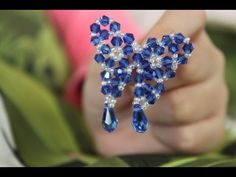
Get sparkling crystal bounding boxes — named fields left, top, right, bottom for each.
left=99, top=29, right=110, bottom=40
left=111, top=36, right=123, bottom=47
left=102, top=106, right=118, bottom=132
left=100, top=15, right=110, bottom=26
left=132, top=106, right=148, bottom=133
left=90, top=23, right=100, bottom=33
left=110, top=21, right=121, bottom=32
left=174, top=33, right=185, bottom=44
left=123, top=33, right=135, bottom=44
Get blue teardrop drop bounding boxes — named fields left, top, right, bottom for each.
left=102, top=107, right=118, bottom=132
left=132, top=108, right=148, bottom=133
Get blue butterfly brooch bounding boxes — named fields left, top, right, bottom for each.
left=90, top=15, right=194, bottom=133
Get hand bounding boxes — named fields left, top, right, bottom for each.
left=83, top=10, right=228, bottom=156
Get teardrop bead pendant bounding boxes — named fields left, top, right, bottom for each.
left=102, top=106, right=118, bottom=132
left=132, top=105, right=148, bottom=133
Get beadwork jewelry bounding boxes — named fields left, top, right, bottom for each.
left=90, top=15, right=194, bottom=133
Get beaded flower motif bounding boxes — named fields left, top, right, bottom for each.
left=90, top=15, right=194, bottom=133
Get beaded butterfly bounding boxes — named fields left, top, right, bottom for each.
left=90, top=15, right=194, bottom=133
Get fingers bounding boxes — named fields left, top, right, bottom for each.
left=143, top=10, right=206, bottom=41
left=164, top=31, right=224, bottom=90
left=151, top=110, right=226, bottom=153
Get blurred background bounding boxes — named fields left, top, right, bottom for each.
left=0, top=10, right=236, bottom=167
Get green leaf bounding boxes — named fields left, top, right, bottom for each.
left=0, top=60, right=79, bottom=160
left=3, top=95, right=72, bottom=166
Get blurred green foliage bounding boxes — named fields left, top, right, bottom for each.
left=0, top=10, right=236, bottom=167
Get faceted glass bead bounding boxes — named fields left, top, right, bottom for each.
left=119, top=58, right=129, bottom=68
left=177, top=54, right=188, bottom=64
left=100, top=71, right=111, bottom=81
left=143, top=83, right=153, bottom=94
left=154, top=45, right=165, bottom=56
left=111, top=86, right=122, bottom=97
left=146, top=38, right=157, bottom=48
left=155, top=83, right=164, bottom=94
left=135, top=74, right=144, bottom=83
left=101, top=85, right=111, bottom=95
left=102, top=106, right=118, bottom=132
left=168, top=43, right=179, bottom=54
left=105, top=58, right=115, bottom=67
left=90, top=23, right=100, bottom=33
left=161, top=35, right=172, bottom=46
left=165, top=69, right=176, bottom=78
left=110, top=21, right=121, bottom=32
left=111, top=36, right=123, bottom=47
left=123, top=45, right=133, bottom=56
left=133, top=53, right=143, bottom=63
left=174, top=33, right=185, bottom=44
left=94, top=54, right=105, bottom=63
left=99, top=29, right=110, bottom=40
left=101, top=44, right=111, bottom=54
left=91, top=36, right=100, bottom=46
left=146, top=93, right=156, bottom=104
left=141, top=47, right=152, bottom=58
left=134, top=87, right=145, bottom=97
left=154, top=68, right=164, bottom=79
left=162, top=56, right=173, bottom=67
left=123, top=33, right=135, bottom=44
left=100, top=15, right=110, bottom=26
left=114, top=67, right=125, bottom=77
left=132, top=107, right=148, bottom=133
left=183, top=43, right=194, bottom=54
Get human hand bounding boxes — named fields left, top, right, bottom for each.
left=83, top=10, right=228, bottom=156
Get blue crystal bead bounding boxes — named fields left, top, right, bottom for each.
left=146, top=38, right=157, bottom=48
left=123, top=45, right=133, bottom=55
left=155, top=83, right=164, bottom=94
left=174, top=33, right=185, bottom=44
left=154, top=45, right=165, bottom=56
left=100, top=15, right=110, bottom=26
left=101, top=44, right=111, bottom=54
left=165, top=69, right=176, bottom=78
left=133, top=53, right=143, bottom=63
left=123, top=33, right=135, bottom=44
left=143, top=83, right=153, bottom=94
left=146, top=93, right=156, bottom=104
left=154, top=68, right=164, bottom=79
left=132, top=105, right=148, bottom=133
left=105, top=58, right=115, bottom=67
left=114, top=67, right=125, bottom=77
left=134, top=87, right=145, bottom=97
left=111, top=78, right=120, bottom=86
left=99, top=29, right=109, bottom=40
left=102, top=106, right=118, bottom=132
left=101, top=85, right=111, bottom=95
left=183, top=43, right=194, bottom=54
left=119, top=58, right=129, bottom=68
left=94, top=54, right=105, bottom=63
left=141, top=47, right=152, bottom=58
left=161, top=35, right=172, bottom=46
left=143, top=70, right=153, bottom=80
left=91, top=36, right=100, bottom=46
left=120, top=74, right=131, bottom=83
left=111, top=86, right=122, bottom=97
left=100, top=71, right=111, bottom=81
left=162, top=56, right=173, bottom=67
left=110, top=21, right=121, bottom=32
left=168, top=43, right=179, bottom=54
left=177, top=54, right=188, bottom=64
left=135, top=74, right=144, bottom=83
left=90, top=23, right=100, bottom=33
left=111, top=36, right=123, bottom=47
left=140, top=60, right=150, bottom=69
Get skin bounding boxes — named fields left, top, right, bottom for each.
left=83, top=10, right=229, bottom=156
